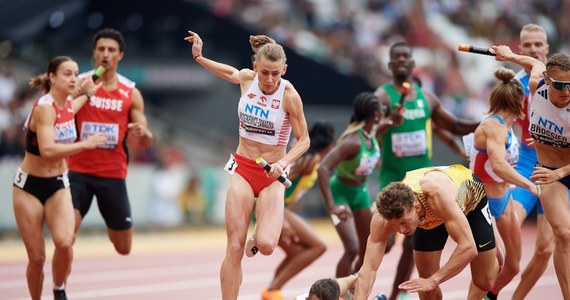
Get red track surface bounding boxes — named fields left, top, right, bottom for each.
left=0, top=220, right=562, bottom=299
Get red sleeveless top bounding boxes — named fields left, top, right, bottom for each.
left=68, top=74, right=135, bottom=178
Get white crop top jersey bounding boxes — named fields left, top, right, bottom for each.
left=529, top=80, right=570, bottom=148
left=238, top=75, right=292, bottom=145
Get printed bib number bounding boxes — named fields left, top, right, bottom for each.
left=58, top=172, right=70, bottom=188
left=481, top=202, right=492, bottom=225
left=391, top=130, right=427, bottom=157
left=355, top=153, right=380, bottom=176
left=462, top=133, right=474, bottom=163
left=13, top=168, right=28, bottom=189
left=81, top=122, right=119, bottom=149
left=224, top=154, right=238, bottom=175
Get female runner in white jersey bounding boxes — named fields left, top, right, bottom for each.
left=185, top=30, right=310, bottom=299
left=494, top=45, right=570, bottom=299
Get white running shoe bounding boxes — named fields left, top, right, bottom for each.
left=245, top=236, right=258, bottom=257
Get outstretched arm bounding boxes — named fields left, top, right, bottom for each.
left=185, top=30, right=242, bottom=84
left=492, top=45, right=545, bottom=95
left=354, top=212, right=394, bottom=300
left=337, top=273, right=359, bottom=298
left=433, top=124, right=467, bottom=160
left=428, top=92, right=479, bottom=135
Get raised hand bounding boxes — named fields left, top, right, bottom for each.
left=184, top=30, right=203, bottom=60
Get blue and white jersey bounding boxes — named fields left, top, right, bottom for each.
left=529, top=79, right=570, bottom=148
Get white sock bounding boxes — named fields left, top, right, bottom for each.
left=54, top=283, right=65, bottom=291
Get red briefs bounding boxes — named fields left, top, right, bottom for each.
left=232, top=153, right=276, bottom=196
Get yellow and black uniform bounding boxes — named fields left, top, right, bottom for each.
left=284, top=155, right=320, bottom=207
left=403, top=165, right=495, bottom=252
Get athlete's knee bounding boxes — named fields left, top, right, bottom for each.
left=313, top=241, right=327, bottom=257
left=552, top=226, right=570, bottom=245
left=28, top=251, right=46, bottom=269
left=257, top=238, right=279, bottom=256
left=53, top=234, right=74, bottom=252
left=226, top=240, right=245, bottom=260
left=535, top=240, right=555, bottom=260
left=113, top=243, right=131, bottom=255
left=502, top=258, right=520, bottom=279
left=472, top=273, right=494, bottom=293
left=108, top=228, right=132, bottom=255
left=112, top=239, right=132, bottom=255
left=344, top=242, right=359, bottom=260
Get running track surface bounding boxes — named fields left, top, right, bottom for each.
left=0, top=220, right=562, bottom=299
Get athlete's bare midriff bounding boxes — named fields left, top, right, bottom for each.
left=535, top=142, right=570, bottom=168
left=20, top=154, right=67, bottom=177
left=236, top=137, right=287, bottom=162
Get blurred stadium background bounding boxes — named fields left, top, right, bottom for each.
left=0, top=0, right=567, bottom=232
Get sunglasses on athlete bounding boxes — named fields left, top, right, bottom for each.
left=548, top=76, right=570, bottom=91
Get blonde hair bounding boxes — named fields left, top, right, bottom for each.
left=520, top=23, right=547, bottom=41
left=487, top=67, right=525, bottom=118
left=249, top=35, right=286, bottom=63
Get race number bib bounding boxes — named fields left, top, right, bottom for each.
left=462, top=133, right=474, bottom=163
left=391, top=130, right=427, bottom=157
left=481, top=201, right=492, bottom=225
left=224, top=154, right=238, bottom=175
left=13, top=168, right=28, bottom=189
left=81, top=122, right=119, bottom=149
left=355, top=153, right=380, bottom=176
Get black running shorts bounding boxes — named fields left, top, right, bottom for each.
left=413, top=197, right=495, bottom=252
left=70, top=171, right=132, bottom=230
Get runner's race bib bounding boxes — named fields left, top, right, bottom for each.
left=224, top=154, right=238, bottom=175
left=391, top=130, right=427, bottom=157
left=81, top=122, right=119, bottom=149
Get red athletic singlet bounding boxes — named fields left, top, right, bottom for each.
left=68, top=73, right=135, bottom=178
left=24, top=94, right=77, bottom=156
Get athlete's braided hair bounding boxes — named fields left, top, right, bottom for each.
left=338, top=92, right=381, bottom=143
